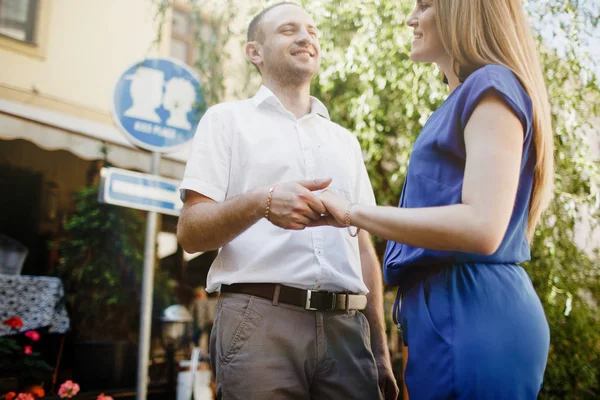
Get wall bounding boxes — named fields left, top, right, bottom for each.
left=0, top=0, right=170, bottom=124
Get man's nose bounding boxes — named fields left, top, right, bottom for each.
left=296, top=28, right=312, bottom=45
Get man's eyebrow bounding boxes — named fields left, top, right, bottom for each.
left=277, top=21, right=296, bottom=28
left=276, top=21, right=319, bottom=30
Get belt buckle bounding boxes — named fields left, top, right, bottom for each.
left=305, top=290, right=337, bottom=311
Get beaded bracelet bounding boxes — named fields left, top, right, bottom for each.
left=344, top=203, right=360, bottom=237
left=264, top=184, right=277, bottom=221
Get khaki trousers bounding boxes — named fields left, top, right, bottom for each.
left=210, top=292, right=382, bottom=400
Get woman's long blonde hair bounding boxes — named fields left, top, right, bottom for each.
left=434, top=0, right=554, bottom=241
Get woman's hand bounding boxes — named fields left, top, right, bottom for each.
left=306, top=190, right=349, bottom=228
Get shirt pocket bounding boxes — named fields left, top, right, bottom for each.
left=318, top=143, right=354, bottom=201
left=237, top=135, right=305, bottom=189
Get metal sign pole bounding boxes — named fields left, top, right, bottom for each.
left=137, top=151, right=160, bottom=400
left=112, top=58, right=202, bottom=399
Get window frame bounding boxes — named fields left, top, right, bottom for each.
left=0, top=0, right=49, bottom=59
left=170, top=3, right=195, bottom=66
left=0, top=0, right=39, bottom=44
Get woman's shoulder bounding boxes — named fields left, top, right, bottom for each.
left=462, top=64, right=526, bottom=94
left=456, top=64, right=532, bottom=129
left=470, top=64, right=514, bottom=77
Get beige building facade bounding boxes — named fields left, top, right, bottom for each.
left=1, top=0, right=191, bottom=182
left=0, top=0, right=257, bottom=277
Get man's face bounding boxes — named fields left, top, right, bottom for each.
left=255, top=5, right=321, bottom=85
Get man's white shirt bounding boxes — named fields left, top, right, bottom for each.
left=180, top=86, right=376, bottom=294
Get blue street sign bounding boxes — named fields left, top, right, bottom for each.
left=112, top=58, right=204, bottom=153
left=99, top=167, right=182, bottom=216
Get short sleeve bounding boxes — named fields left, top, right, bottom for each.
left=351, top=137, right=376, bottom=207
left=179, top=108, right=231, bottom=202
left=459, top=65, right=532, bottom=134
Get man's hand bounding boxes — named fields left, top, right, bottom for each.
left=267, top=178, right=332, bottom=230
left=376, top=355, right=399, bottom=400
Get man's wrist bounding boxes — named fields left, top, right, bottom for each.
left=373, top=349, right=393, bottom=370
left=264, top=184, right=277, bottom=221
left=249, top=186, right=272, bottom=220
left=370, top=330, right=391, bottom=359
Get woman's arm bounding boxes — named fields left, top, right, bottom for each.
left=318, top=92, right=525, bottom=255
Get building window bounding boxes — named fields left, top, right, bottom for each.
left=170, top=5, right=216, bottom=68
left=0, top=0, right=38, bottom=44
left=170, top=7, right=194, bottom=65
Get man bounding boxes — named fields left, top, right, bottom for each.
left=177, top=2, right=398, bottom=399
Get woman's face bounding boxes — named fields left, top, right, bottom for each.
left=406, top=0, right=447, bottom=64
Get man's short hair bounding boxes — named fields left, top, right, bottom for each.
left=247, top=1, right=300, bottom=43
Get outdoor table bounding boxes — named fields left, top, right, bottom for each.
left=0, top=274, right=70, bottom=336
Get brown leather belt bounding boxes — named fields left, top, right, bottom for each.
left=221, top=283, right=367, bottom=311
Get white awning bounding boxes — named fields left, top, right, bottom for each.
left=0, top=99, right=190, bottom=179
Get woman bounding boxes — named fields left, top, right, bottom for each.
left=315, top=0, right=553, bottom=398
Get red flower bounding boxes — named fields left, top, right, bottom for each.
left=2, top=316, right=23, bottom=329
left=24, top=345, right=33, bottom=355
left=25, top=330, right=40, bottom=342
left=5, top=392, right=16, bottom=400
left=27, top=387, right=44, bottom=398
left=58, top=380, right=80, bottom=398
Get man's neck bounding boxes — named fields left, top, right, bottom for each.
left=262, top=79, right=312, bottom=118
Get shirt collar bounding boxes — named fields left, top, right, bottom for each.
left=252, top=85, right=330, bottom=120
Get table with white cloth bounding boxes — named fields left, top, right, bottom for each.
left=0, top=274, right=70, bottom=336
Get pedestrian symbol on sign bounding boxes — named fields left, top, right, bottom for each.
left=163, top=77, right=196, bottom=130
left=112, top=58, right=204, bottom=153
left=124, top=67, right=164, bottom=123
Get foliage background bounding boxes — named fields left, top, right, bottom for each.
left=56, top=185, right=175, bottom=341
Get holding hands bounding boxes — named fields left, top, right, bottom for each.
left=265, top=177, right=332, bottom=230
left=264, top=177, right=354, bottom=230
left=311, top=189, right=351, bottom=228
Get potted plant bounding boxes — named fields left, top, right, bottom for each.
left=0, top=317, right=53, bottom=392
left=55, top=185, right=175, bottom=390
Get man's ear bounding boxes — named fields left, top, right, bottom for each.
left=245, top=42, right=262, bottom=69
